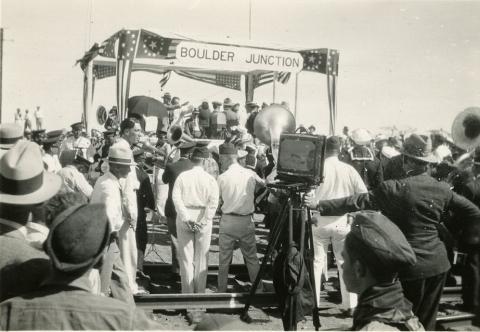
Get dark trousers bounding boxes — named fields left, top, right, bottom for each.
left=166, top=216, right=179, bottom=272
left=462, top=248, right=480, bottom=310
left=401, top=272, right=447, bottom=331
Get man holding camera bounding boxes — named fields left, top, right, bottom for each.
left=309, top=136, right=368, bottom=314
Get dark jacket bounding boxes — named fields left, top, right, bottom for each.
left=0, top=220, right=50, bottom=301
left=383, top=155, right=406, bottom=181
left=162, top=157, right=194, bottom=219
left=344, top=146, right=383, bottom=189
left=0, top=273, right=161, bottom=330
left=135, top=167, right=155, bottom=252
left=317, top=173, right=480, bottom=280
left=353, top=281, right=423, bottom=331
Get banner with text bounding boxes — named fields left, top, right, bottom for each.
left=175, top=41, right=304, bottom=73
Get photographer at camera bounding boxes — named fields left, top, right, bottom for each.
left=309, top=136, right=368, bottom=314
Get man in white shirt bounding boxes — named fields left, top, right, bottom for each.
left=42, top=136, right=62, bottom=174
left=34, top=106, right=44, bottom=130
left=91, top=144, right=138, bottom=300
left=172, top=146, right=219, bottom=324
left=60, top=122, right=91, bottom=159
left=310, top=136, right=368, bottom=313
left=57, top=150, right=93, bottom=199
left=172, top=146, right=219, bottom=293
left=217, top=143, right=265, bottom=292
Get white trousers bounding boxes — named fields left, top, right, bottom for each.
left=118, top=221, right=139, bottom=293
left=218, top=214, right=260, bottom=292
left=176, top=208, right=212, bottom=293
left=154, top=168, right=169, bottom=218
left=312, top=214, right=357, bottom=309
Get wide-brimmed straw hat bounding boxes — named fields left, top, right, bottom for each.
left=351, top=128, right=373, bottom=145
left=0, top=123, right=23, bottom=149
left=108, top=145, right=136, bottom=166
left=402, top=134, right=438, bottom=164
left=0, top=141, right=61, bottom=205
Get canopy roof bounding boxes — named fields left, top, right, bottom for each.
left=78, top=28, right=339, bottom=134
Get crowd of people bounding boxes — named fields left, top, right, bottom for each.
left=0, top=95, right=479, bottom=330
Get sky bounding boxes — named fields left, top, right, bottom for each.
left=1, top=0, right=480, bottom=135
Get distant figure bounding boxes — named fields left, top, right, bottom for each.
left=24, top=109, right=33, bottom=132
left=14, top=109, right=23, bottom=127
left=34, top=106, right=44, bottom=130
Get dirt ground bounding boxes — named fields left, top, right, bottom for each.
left=142, top=214, right=353, bottom=330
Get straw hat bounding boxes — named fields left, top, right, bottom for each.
left=108, top=145, right=136, bottom=166
left=0, top=123, right=23, bottom=149
left=351, top=128, right=373, bottom=145
left=0, top=141, right=61, bottom=204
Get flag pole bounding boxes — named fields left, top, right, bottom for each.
left=294, top=73, right=299, bottom=119
left=272, top=72, right=277, bottom=103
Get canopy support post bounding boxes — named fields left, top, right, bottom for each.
left=82, top=60, right=94, bottom=133
left=294, top=72, right=299, bottom=119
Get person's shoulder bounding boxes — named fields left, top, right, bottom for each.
left=357, top=320, right=402, bottom=331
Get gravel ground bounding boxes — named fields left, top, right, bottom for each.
left=141, top=215, right=353, bottom=330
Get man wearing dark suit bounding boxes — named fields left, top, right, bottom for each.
left=455, top=149, right=480, bottom=313
left=162, top=141, right=195, bottom=274
left=305, top=134, right=480, bottom=330
left=133, top=149, right=156, bottom=280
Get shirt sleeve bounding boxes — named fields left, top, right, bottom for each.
left=92, top=181, right=123, bottom=231
left=350, top=167, right=368, bottom=194
left=317, top=192, right=375, bottom=216
left=75, top=171, right=93, bottom=199
left=172, top=174, right=190, bottom=222
left=205, top=177, right=220, bottom=221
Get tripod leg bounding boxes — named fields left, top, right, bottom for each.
left=241, top=199, right=290, bottom=322
left=305, top=207, right=321, bottom=330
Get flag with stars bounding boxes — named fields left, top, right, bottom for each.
left=116, top=30, right=140, bottom=120
left=300, top=49, right=328, bottom=74
left=136, top=29, right=178, bottom=59
left=98, top=31, right=121, bottom=58
left=175, top=71, right=241, bottom=91
left=300, top=48, right=339, bottom=76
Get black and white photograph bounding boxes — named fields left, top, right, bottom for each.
left=0, top=0, right=479, bottom=330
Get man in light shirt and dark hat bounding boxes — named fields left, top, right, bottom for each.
left=172, top=146, right=219, bottom=325
left=60, top=122, right=91, bottom=159
left=217, top=143, right=265, bottom=293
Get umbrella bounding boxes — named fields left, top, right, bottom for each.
left=127, top=95, right=169, bottom=132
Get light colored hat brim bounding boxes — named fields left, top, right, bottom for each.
left=402, top=151, right=438, bottom=164
left=0, top=143, right=16, bottom=149
left=0, top=172, right=61, bottom=205
left=108, top=160, right=137, bottom=166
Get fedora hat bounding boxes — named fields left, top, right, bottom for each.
left=0, top=141, right=61, bottom=205
left=402, top=134, right=438, bottom=164
left=351, top=128, right=373, bottom=145
left=108, top=145, right=136, bottom=166
left=0, top=123, right=23, bottom=149
left=223, top=98, right=234, bottom=108
left=45, top=204, right=111, bottom=273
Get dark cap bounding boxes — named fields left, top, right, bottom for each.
left=246, top=101, right=259, bottom=109
left=219, top=143, right=237, bottom=155
left=346, top=211, right=416, bottom=274
left=43, top=136, right=60, bottom=145
left=103, top=129, right=116, bottom=137
left=46, top=130, right=64, bottom=138
left=191, top=146, right=210, bottom=159
left=32, top=129, right=46, bottom=136
left=178, top=141, right=196, bottom=152
left=44, top=204, right=111, bottom=273
left=71, top=122, right=84, bottom=130
left=212, top=101, right=222, bottom=108
left=326, top=136, right=341, bottom=152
